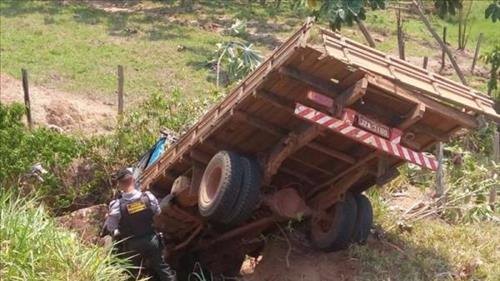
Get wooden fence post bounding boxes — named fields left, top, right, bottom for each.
left=440, top=27, right=447, bottom=71
left=435, top=142, right=445, bottom=199
left=412, top=1, right=468, bottom=85
left=354, top=17, right=376, bottom=48
left=396, top=7, right=405, bottom=60
left=471, top=33, right=483, bottom=74
left=490, top=129, right=499, bottom=210
left=423, top=56, right=429, bottom=69
left=21, top=69, right=33, bottom=130
left=117, top=65, right=124, bottom=115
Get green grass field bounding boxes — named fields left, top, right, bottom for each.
left=1, top=1, right=498, bottom=99
left=0, top=1, right=228, bottom=102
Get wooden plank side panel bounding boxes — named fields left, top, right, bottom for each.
left=139, top=21, right=315, bottom=188
left=320, top=30, right=499, bottom=122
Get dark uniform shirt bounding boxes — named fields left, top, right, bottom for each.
left=104, top=190, right=160, bottom=234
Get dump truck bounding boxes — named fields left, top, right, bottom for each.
left=134, top=20, right=500, bottom=275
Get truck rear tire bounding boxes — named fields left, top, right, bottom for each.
left=198, top=151, right=243, bottom=222
left=351, top=193, right=373, bottom=244
left=310, top=192, right=357, bottom=251
left=223, top=156, right=262, bottom=224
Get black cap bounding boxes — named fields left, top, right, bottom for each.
left=114, top=167, right=133, bottom=181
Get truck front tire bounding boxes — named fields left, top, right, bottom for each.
left=198, top=151, right=243, bottom=222
left=223, top=156, right=262, bottom=224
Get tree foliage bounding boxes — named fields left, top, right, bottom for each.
left=434, top=0, right=463, bottom=18
left=306, top=0, right=385, bottom=30
left=482, top=45, right=500, bottom=97
left=485, top=0, right=500, bottom=22
left=213, top=20, right=262, bottom=87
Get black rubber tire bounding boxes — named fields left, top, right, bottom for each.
left=223, top=156, right=262, bottom=224
left=310, top=193, right=357, bottom=251
left=198, top=151, right=243, bottom=222
left=351, top=193, right=373, bottom=244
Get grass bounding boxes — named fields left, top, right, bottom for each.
left=1, top=1, right=498, bottom=98
left=0, top=190, right=133, bottom=281
left=0, top=0, right=225, bottom=102
left=349, top=190, right=500, bottom=281
left=1, top=2, right=499, bottom=279
left=360, top=1, right=500, bottom=93
left=364, top=1, right=500, bottom=54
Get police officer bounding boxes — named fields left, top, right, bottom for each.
left=104, top=168, right=177, bottom=281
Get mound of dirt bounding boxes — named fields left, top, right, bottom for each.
left=56, top=204, right=108, bottom=245
left=242, top=234, right=359, bottom=281
left=0, top=73, right=115, bottom=134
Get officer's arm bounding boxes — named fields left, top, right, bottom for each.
left=145, top=191, right=161, bottom=215
left=104, top=200, right=121, bottom=233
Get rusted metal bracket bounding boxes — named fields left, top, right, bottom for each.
left=190, top=162, right=204, bottom=196
left=333, top=77, right=368, bottom=116
left=190, top=150, right=211, bottom=164
left=376, top=166, right=400, bottom=186
left=264, top=124, right=323, bottom=184
left=398, top=102, right=426, bottom=129
left=195, top=216, right=277, bottom=250
left=309, top=168, right=367, bottom=210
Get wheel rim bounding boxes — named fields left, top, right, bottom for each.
left=311, top=207, right=336, bottom=237
left=202, top=166, right=222, bottom=204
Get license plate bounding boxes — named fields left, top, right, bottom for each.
left=356, top=115, right=390, bottom=139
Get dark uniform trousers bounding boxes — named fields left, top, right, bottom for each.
left=118, top=193, right=177, bottom=281
left=122, top=233, right=177, bottom=281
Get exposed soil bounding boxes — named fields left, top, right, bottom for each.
left=0, top=73, right=115, bottom=134
left=241, top=237, right=360, bottom=281
left=56, top=204, right=108, bottom=245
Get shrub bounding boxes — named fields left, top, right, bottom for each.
left=0, top=103, right=85, bottom=211
left=86, top=88, right=224, bottom=195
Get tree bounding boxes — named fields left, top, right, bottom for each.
left=485, top=0, right=500, bottom=22
left=434, top=0, right=462, bottom=17
left=434, top=0, right=472, bottom=50
left=482, top=46, right=500, bottom=97
left=214, top=42, right=262, bottom=87
left=306, top=0, right=386, bottom=47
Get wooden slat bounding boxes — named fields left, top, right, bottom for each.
left=306, top=142, right=355, bottom=164
left=366, top=75, right=479, bottom=128
left=139, top=20, right=314, bottom=188
left=320, top=29, right=499, bottom=122
left=279, top=66, right=339, bottom=96
left=236, top=110, right=356, bottom=164
left=308, top=152, right=378, bottom=198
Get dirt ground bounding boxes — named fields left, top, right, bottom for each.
left=0, top=73, right=115, bottom=134
left=241, top=237, right=359, bottom=281
left=239, top=187, right=426, bottom=281
left=56, top=204, right=108, bottom=245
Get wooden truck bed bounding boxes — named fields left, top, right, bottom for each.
left=137, top=21, right=498, bottom=275
left=139, top=21, right=498, bottom=196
